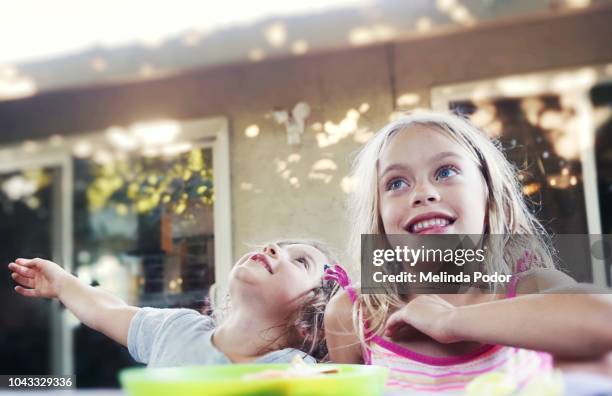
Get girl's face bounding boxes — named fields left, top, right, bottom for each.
left=378, top=125, right=488, bottom=236
left=229, top=243, right=327, bottom=314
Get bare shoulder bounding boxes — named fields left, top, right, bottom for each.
left=324, top=288, right=364, bottom=363
left=325, top=288, right=357, bottom=333
left=516, top=268, right=577, bottom=294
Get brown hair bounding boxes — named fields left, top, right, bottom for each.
left=276, top=239, right=339, bottom=362
left=285, top=271, right=338, bottom=362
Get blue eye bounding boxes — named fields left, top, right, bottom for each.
left=436, top=166, right=459, bottom=180
left=387, top=179, right=409, bottom=191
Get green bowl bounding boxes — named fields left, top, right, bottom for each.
left=120, top=364, right=388, bottom=396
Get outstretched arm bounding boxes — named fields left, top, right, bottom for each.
left=446, top=292, right=612, bottom=358
left=9, top=258, right=138, bottom=347
left=386, top=271, right=612, bottom=358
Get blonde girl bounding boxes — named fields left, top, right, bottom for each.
left=325, top=111, right=612, bottom=393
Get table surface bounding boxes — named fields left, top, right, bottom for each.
left=1, top=355, right=611, bottom=395
left=1, top=376, right=612, bottom=396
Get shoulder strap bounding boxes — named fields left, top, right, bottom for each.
left=507, top=251, right=535, bottom=298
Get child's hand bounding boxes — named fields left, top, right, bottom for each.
left=8, top=258, right=68, bottom=299
left=385, top=295, right=459, bottom=344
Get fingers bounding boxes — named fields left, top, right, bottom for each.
left=8, top=262, right=35, bottom=278
left=14, top=286, right=38, bottom=298
left=385, top=311, right=406, bottom=336
left=11, top=272, right=35, bottom=288
left=385, top=323, right=404, bottom=337
left=15, top=258, right=43, bottom=267
left=9, top=260, right=43, bottom=298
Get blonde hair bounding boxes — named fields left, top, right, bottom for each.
left=347, top=111, right=555, bottom=342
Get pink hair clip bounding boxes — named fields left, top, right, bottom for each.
left=323, top=263, right=350, bottom=288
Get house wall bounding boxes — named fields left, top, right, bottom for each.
left=1, top=7, right=611, bottom=264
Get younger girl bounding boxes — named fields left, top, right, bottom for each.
left=9, top=239, right=337, bottom=366
left=325, top=111, right=612, bottom=393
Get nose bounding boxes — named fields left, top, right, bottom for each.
left=263, top=243, right=280, bottom=259
left=411, top=182, right=440, bottom=207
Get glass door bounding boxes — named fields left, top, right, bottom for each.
left=0, top=153, right=72, bottom=376
left=71, top=143, right=216, bottom=387
left=0, top=116, right=231, bottom=387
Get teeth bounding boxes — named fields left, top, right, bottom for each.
left=411, top=218, right=451, bottom=232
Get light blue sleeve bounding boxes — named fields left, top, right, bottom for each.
left=127, top=307, right=317, bottom=367
left=257, top=348, right=318, bottom=364
left=127, top=307, right=215, bottom=365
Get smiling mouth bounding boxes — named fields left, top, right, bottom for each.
left=405, top=216, right=456, bottom=234
left=250, top=254, right=273, bottom=274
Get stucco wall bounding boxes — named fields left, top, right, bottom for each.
left=0, top=7, right=611, bottom=264
left=227, top=46, right=393, bottom=262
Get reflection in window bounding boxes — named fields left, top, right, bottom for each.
left=72, top=146, right=215, bottom=387
left=449, top=95, right=593, bottom=282
left=74, top=147, right=215, bottom=307
left=451, top=96, right=588, bottom=235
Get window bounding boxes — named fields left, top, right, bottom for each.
left=432, top=65, right=611, bottom=286
left=0, top=116, right=231, bottom=386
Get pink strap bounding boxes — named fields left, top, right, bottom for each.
left=507, top=250, right=535, bottom=298
left=370, top=334, right=500, bottom=366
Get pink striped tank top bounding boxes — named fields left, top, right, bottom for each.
left=324, top=257, right=553, bottom=395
